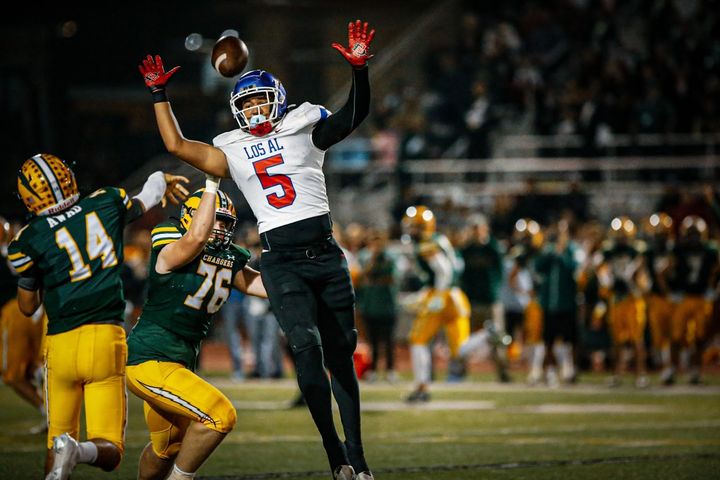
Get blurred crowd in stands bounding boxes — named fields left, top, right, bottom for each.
left=368, top=0, right=720, bottom=162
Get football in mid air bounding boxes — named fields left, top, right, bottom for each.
left=211, top=32, right=249, bottom=78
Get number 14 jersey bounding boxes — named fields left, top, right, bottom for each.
left=213, top=102, right=331, bottom=234
left=8, top=187, right=133, bottom=334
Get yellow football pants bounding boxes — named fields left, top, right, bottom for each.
left=0, top=299, right=45, bottom=384
left=646, top=294, right=674, bottom=349
left=409, top=287, right=470, bottom=358
left=671, top=295, right=712, bottom=345
left=523, top=299, right=544, bottom=345
left=45, top=323, right=127, bottom=451
left=126, top=361, right=237, bottom=460
left=609, top=295, right=647, bottom=345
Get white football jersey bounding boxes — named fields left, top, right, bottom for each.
left=213, top=102, right=331, bottom=233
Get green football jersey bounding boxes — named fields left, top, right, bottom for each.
left=460, top=236, right=504, bottom=304
left=127, top=221, right=251, bottom=371
left=7, top=187, right=134, bottom=335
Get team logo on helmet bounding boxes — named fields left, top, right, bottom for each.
left=17, top=153, right=79, bottom=216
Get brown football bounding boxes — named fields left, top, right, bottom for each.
left=211, top=35, right=249, bottom=78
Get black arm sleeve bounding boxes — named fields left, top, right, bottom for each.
left=311, top=66, right=370, bottom=151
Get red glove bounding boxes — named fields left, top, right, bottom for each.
left=138, top=54, right=180, bottom=101
left=332, top=20, right=376, bottom=68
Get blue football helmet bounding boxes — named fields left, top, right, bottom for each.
left=230, top=70, right=288, bottom=136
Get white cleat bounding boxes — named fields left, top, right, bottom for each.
left=333, top=465, right=356, bottom=480
left=357, top=471, right=375, bottom=480
left=635, top=375, right=650, bottom=389
left=46, top=433, right=79, bottom=480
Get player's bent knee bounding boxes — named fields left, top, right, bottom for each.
left=219, top=403, right=237, bottom=432
left=286, top=323, right=322, bottom=354
left=205, top=397, right=237, bottom=433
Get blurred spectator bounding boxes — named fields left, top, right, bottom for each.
left=222, top=291, right=247, bottom=381
left=122, top=228, right=152, bottom=330
left=357, top=230, right=399, bottom=382
left=245, top=296, right=284, bottom=379
left=464, top=79, right=498, bottom=161
left=533, top=220, right=583, bottom=386
left=459, top=213, right=510, bottom=381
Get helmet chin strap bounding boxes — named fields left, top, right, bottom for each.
left=249, top=113, right=273, bottom=137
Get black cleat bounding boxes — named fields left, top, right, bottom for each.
left=405, top=389, right=431, bottom=403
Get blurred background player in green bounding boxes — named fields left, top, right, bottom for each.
left=666, top=216, right=719, bottom=385
left=533, top=219, right=583, bottom=386
left=459, top=214, right=510, bottom=382
left=357, top=229, right=399, bottom=383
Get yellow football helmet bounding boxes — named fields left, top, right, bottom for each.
left=643, top=212, right=673, bottom=238
left=513, top=218, right=544, bottom=249
left=679, top=215, right=708, bottom=242
left=402, top=205, right=436, bottom=239
left=17, top=153, right=79, bottom=216
left=610, top=216, right=636, bottom=239
left=180, top=188, right=237, bottom=249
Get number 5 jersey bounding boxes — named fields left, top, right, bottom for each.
left=213, top=102, right=331, bottom=234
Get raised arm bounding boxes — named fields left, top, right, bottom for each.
left=155, top=176, right=220, bottom=273
left=139, top=55, right=230, bottom=178
left=312, top=20, right=375, bottom=150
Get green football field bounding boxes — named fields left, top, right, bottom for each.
left=1, top=374, right=719, bottom=479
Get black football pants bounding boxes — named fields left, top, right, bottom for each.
left=260, top=239, right=367, bottom=473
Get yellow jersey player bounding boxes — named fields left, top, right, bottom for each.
left=126, top=182, right=267, bottom=480
left=0, top=216, right=47, bottom=432
left=8, top=153, right=188, bottom=480
left=402, top=206, right=470, bottom=402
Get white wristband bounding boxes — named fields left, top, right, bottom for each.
left=205, top=177, right=220, bottom=194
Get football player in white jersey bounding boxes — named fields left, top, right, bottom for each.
left=139, top=20, right=376, bottom=480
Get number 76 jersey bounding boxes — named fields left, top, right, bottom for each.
left=8, top=187, right=133, bottom=335
left=213, top=102, right=331, bottom=234
left=135, top=221, right=250, bottom=343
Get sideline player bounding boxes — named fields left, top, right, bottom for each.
left=139, top=20, right=376, bottom=480
left=401, top=205, right=470, bottom=402
left=0, top=217, right=47, bottom=432
left=9, top=153, right=188, bottom=480
left=126, top=181, right=267, bottom=480
left=598, top=217, right=650, bottom=388
left=667, top=216, right=719, bottom=384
